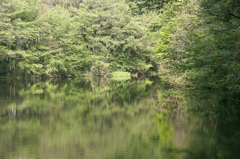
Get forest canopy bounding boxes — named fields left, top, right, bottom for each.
left=0, top=0, right=161, bottom=77
left=0, top=0, right=239, bottom=93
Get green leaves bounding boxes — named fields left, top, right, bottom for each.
left=0, top=0, right=162, bottom=77
left=156, top=0, right=240, bottom=92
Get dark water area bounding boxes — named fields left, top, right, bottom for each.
left=0, top=77, right=239, bottom=159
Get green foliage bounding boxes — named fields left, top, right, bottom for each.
left=126, top=0, right=171, bottom=15
left=0, top=0, right=161, bottom=77
left=155, top=0, right=240, bottom=92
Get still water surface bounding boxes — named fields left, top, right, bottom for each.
left=0, top=77, right=239, bottom=159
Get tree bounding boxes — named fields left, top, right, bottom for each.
left=0, top=0, right=161, bottom=77
left=156, top=0, right=240, bottom=92
left=67, top=0, right=160, bottom=75
left=126, top=0, right=171, bottom=15
left=0, top=0, right=40, bottom=76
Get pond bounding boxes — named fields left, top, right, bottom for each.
left=0, top=77, right=239, bottom=159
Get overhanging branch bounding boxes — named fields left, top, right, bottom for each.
left=186, top=24, right=240, bottom=46
left=229, top=13, right=240, bottom=20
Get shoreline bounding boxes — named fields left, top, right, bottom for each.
left=0, top=75, right=139, bottom=79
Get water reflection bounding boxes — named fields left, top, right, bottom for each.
left=0, top=77, right=239, bottom=159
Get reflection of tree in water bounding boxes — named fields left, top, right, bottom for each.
left=0, top=78, right=240, bottom=159
left=161, top=92, right=240, bottom=159
left=161, top=145, right=219, bottom=159
left=0, top=77, right=162, bottom=159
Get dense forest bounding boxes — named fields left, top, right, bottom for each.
left=0, top=0, right=240, bottom=93
left=1, top=1, right=240, bottom=158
